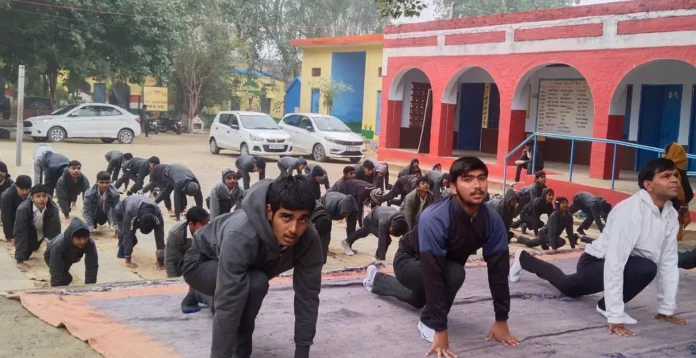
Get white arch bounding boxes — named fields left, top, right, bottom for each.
left=441, top=67, right=496, bottom=105
left=388, top=68, right=429, bottom=101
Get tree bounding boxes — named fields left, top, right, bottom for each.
left=434, top=0, right=580, bottom=19
left=315, top=78, right=354, bottom=114
left=375, top=0, right=426, bottom=19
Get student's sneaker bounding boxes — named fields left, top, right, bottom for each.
left=520, top=223, right=528, bottom=235
left=418, top=321, right=435, bottom=343
left=596, top=304, right=638, bottom=325
left=363, top=265, right=378, bottom=292
left=509, top=250, right=524, bottom=282
left=581, top=236, right=594, bottom=244
left=577, top=228, right=587, bottom=236
left=181, top=292, right=201, bottom=314
left=117, top=245, right=125, bottom=259
left=341, top=240, right=355, bottom=256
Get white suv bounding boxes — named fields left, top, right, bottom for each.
left=209, top=111, right=293, bottom=156
left=278, top=113, right=365, bottom=163
left=24, top=103, right=141, bottom=144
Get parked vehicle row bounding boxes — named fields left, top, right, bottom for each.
left=209, top=111, right=365, bottom=163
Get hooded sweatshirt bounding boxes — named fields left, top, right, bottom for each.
left=384, top=175, right=421, bottom=202
left=372, top=160, right=390, bottom=190
left=44, top=218, right=98, bottom=287
left=521, top=188, right=554, bottom=235
left=354, top=163, right=375, bottom=184
left=303, top=164, right=330, bottom=200
left=572, top=191, right=611, bottom=232
left=82, top=184, right=120, bottom=229
left=584, top=190, right=678, bottom=324
left=164, top=221, right=191, bottom=278
left=143, top=164, right=169, bottom=194
left=331, top=179, right=377, bottom=206
left=33, top=143, right=55, bottom=164
left=104, top=150, right=124, bottom=163
left=1, top=184, right=26, bottom=240
left=42, top=152, right=70, bottom=183
left=235, top=154, right=259, bottom=173
left=113, top=195, right=165, bottom=258
left=208, top=181, right=245, bottom=220
left=277, top=156, right=307, bottom=177
left=398, top=158, right=421, bottom=178
left=182, top=179, right=323, bottom=357
left=319, top=192, right=358, bottom=220
left=122, top=157, right=150, bottom=180
left=486, top=189, right=518, bottom=232
left=539, top=207, right=574, bottom=250
left=517, top=182, right=546, bottom=202
left=424, top=170, right=447, bottom=201
left=56, top=168, right=90, bottom=216
left=364, top=206, right=405, bottom=260
left=14, top=199, right=61, bottom=262
left=158, top=164, right=200, bottom=215
left=0, top=162, right=13, bottom=197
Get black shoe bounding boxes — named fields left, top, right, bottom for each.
left=577, top=228, right=586, bottom=236
left=181, top=292, right=201, bottom=314
left=541, top=243, right=550, bottom=250
left=520, top=223, right=528, bottom=235
left=580, top=236, right=594, bottom=244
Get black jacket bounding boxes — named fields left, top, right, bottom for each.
left=517, top=182, right=546, bottom=202
left=303, top=164, right=330, bottom=200
left=424, top=171, right=447, bottom=201
left=521, top=188, right=554, bottom=235
left=400, top=189, right=434, bottom=230
left=14, top=199, right=61, bottom=262
left=319, top=192, right=358, bottom=220
left=278, top=156, right=307, bottom=177
left=354, top=163, right=375, bottom=184
left=398, top=158, right=422, bottom=178
left=82, top=184, right=120, bottom=229
left=520, top=147, right=544, bottom=169
left=113, top=195, right=165, bottom=258
left=0, top=175, right=13, bottom=199
left=42, top=152, right=70, bottom=186
left=540, top=210, right=574, bottom=250
left=486, top=189, right=519, bottom=232
left=156, top=164, right=200, bottom=215
left=330, top=179, right=376, bottom=206
left=143, top=164, right=169, bottom=194
left=571, top=191, right=611, bottom=232
left=44, top=218, right=98, bottom=286
left=399, top=196, right=510, bottom=330
left=164, top=221, right=190, bottom=278
left=1, top=184, right=25, bottom=240
left=182, top=179, right=322, bottom=357
left=55, top=169, right=90, bottom=217
left=122, top=157, right=150, bottom=190
left=235, top=154, right=259, bottom=173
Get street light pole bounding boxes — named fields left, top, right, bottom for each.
left=15, top=65, right=25, bottom=166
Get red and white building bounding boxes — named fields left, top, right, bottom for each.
left=378, top=0, right=696, bottom=180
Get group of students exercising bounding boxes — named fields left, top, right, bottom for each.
left=0, top=142, right=694, bottom=357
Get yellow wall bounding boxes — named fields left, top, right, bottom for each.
left=237, top=76, right=286, bottom=118
left=298, top=45, right=383, bottom=139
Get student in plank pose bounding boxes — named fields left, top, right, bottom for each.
left=82, top=171, right=120, bottom=233
left=207, top=169, right=245, bottom=220
left=44, top=218, right=98, bottom=287
left=1, top=175, right=32, bottom=247
left=55, top=160, right=90, bottom=224
left=569, top=192, right=612, bottom=235
left=517, top=196, right=578, bottom=250
left=277, top=156, right=307, bottom=178
left=235, top=154, right=266, bottom=190
left=303, top=164, right=330, bottom=200
left=14, top=185, right=61, bottom=272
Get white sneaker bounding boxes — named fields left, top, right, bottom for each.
left=341, top=240, right=355, bottom=256
left=363, top=265, right=378, bottom=292
left=596, top=304, right=638, bottom=325
left=418, top=321, right=434, bottom=343
left=509, top=250, right=524, bottom=282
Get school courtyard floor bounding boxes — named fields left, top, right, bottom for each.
left=0, top=134, right=694, bottom=357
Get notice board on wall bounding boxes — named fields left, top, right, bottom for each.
left=536, top=80, right=593, bottom=137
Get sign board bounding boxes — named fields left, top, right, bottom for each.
left=481, top=83, right=491, bottom=129
left=143, top=87, right=168, bottom=111
left=536, top=80, right=593, bottom=137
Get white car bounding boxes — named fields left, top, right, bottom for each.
left=278, top=113, right=365, bottom=163
left=209, top=111, right=293, bottom=156
left=24, top=103, right=141, bottom=144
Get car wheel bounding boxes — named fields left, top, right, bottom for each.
left=240, top=143, right=249, bottom=156
left=209, top=138, right=221, bottom=154
left=117, top=129, right=134, bottom=144
left=349, top=157, right=361, bottom=164
left=101, top=138, right=116, bottom=144
left=48, top=127, right=66, bottom=142
left=312, top=144, right=327, bottom=162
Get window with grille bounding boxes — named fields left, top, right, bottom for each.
left=311, top=68, right=321, bottom=77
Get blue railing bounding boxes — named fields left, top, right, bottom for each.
left=502, top=132, right=696, bottom=190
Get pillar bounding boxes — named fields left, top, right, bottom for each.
left=380, top=99, right=402, bottom=149
left=496, top=93, right=526, bottom=166
left=430, top=101, right=455, bottom=157
left=589, top=113, right=624, bottom=179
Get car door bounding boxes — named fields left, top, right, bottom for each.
left=282, top=115, right=303, bottom=151
left=298, top=116, right=316, bottom=152
left=228, top=114, right=243, bottom=150
left=215, top=113, right=233, bottom=148
left=65, top=105, right=100, bottom=136
left=95, top=106, right=123, bottom=136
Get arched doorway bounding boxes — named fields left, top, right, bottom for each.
left=610, top=59, right=696, bottom=171
left=388, top=68, right=433, bottom=153
left=512, top=63, right=595, bottom=166
left=442, top=67, right=500, bottom=156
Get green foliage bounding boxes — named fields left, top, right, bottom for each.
left=375, top=0, right=426, bottom=19
left=314, top=79, right=354, bottom=114
left=434, top=0, right=580, bottom=18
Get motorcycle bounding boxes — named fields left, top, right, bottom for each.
left=143, top=117, right=159, bottom=134
left=156, top=113, right=182, bottom=135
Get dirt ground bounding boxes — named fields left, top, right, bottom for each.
left=0, top=298, right=99, bottom=358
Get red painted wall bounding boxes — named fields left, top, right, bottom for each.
left=514, top=23, right=603, bottom=41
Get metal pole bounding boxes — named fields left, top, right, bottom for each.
left=532, top=135, right=538, bottom=177
left=569, top=139, right=575, bottom=182
left=15, top=65, right=25, bottom=166
left=611, top=143, right=617, bottom=190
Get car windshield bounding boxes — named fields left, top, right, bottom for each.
left=52, top=104, right=79, bottom=115
left=240, top=114, right=279, bottom=130
left=313, top=115, right=352, bottom=132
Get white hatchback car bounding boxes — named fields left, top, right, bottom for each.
left=278, top=113, right=365, bottom=163
left=209, top=111, right=293, bottom=156
left=24, top=103, right=141, bottom=144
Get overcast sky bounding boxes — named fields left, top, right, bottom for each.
left=394, top=0, right=628, bottom=24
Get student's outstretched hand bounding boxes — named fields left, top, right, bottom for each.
left=426, top=330, right=457, bottom=358
left=485, top=321, right=519, bottom=346
left=653, top=314, right=687, bottom=325
left=608, top=324, right=635, bottom=337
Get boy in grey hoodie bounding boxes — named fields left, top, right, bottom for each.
left=277, top=156, right=307, bottom=178
left=82, top=171, right=120, bottom=232
left=181, top=176, right=323, bottom=358
left=44, top=218, right=98, bottom=287
left=55, top=160, right=90, bottom=223
left=207, top=169, right=245, bottom=220
left=235, top=154, right=266, bottom=190
left=155, top=164, right=203, bottom=220
left=113, top=195, right=165, bottom=270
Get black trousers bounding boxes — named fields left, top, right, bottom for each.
left=238, top=169, right=265, bottom=190
left=94, top=209, right=108, bottom=228
left=679, top=250, right=696, bottom=270
left=569, top=201, right=606, bottom=233
left=43, top=253, right=73, bottom=286
left=517, top=233, right=566, bottom=250
left=16, top=233, right=42, bottom=262
left=345, top=211, right=358, bottom=237
left=345, top=216, right=392, bottom=260
left=372, top=249, right=466, bottom=329
left=519, top=251, right=657, bottom=309
left=514, top=196, right=531, bottom=218
left=114, top=171, right=136, bottom=191
left=106, top=160, right=122, bottom=182
left=514, top=162, right=543, bottom=182
left=314, top=216, right=332, bottom=263
left=184, top=262, right=269, bottom=358
left=512, top=213, right=544, bottom=234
